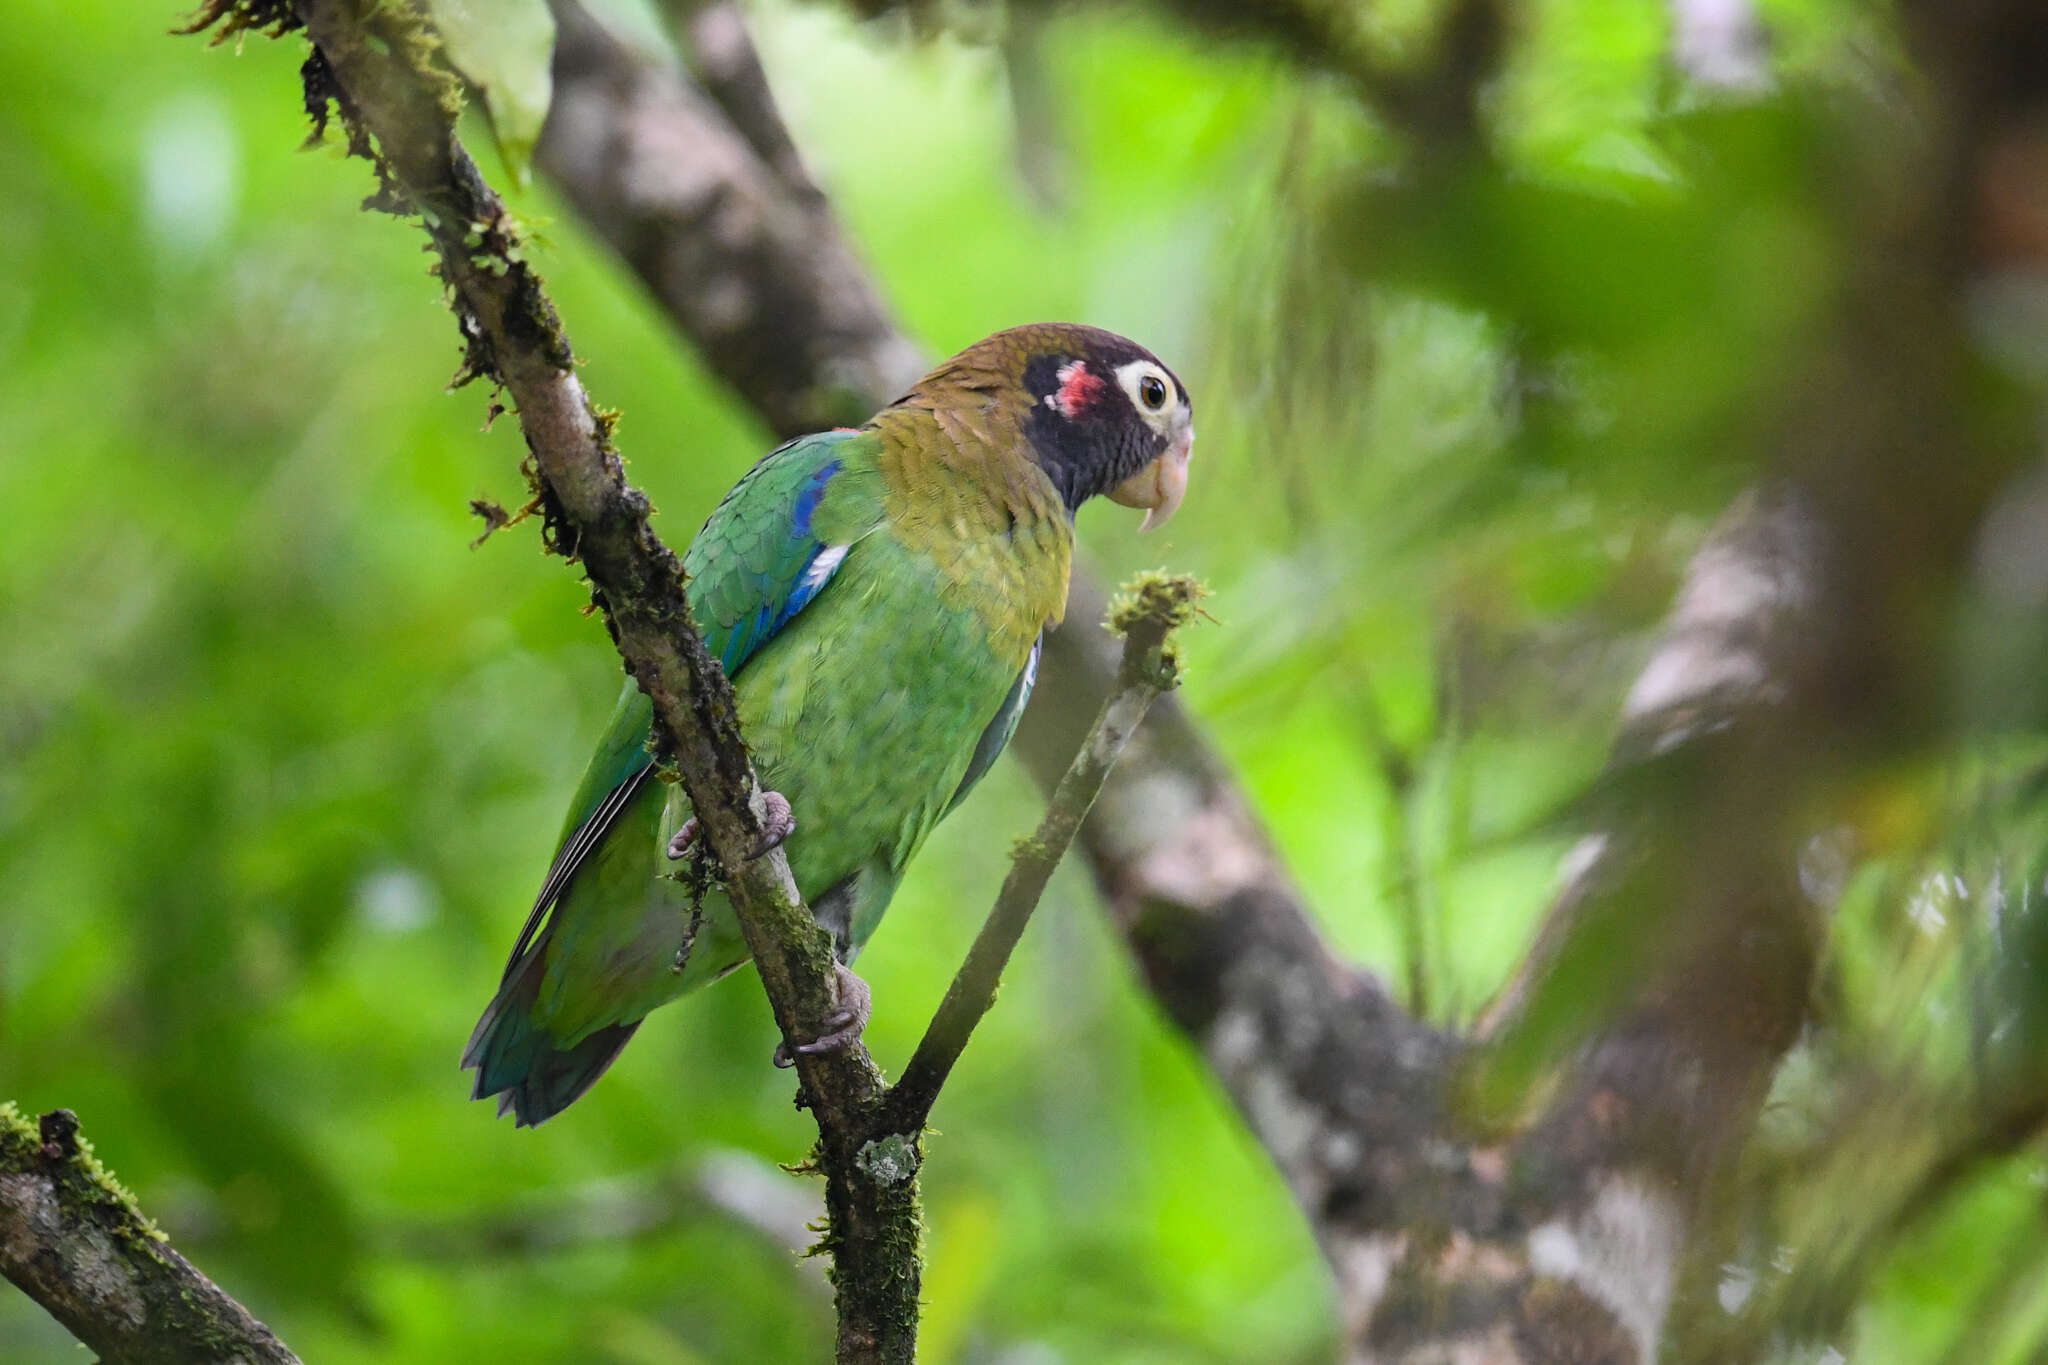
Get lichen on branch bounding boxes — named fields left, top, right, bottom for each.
left=0, top=1103, right=303, bottom=1365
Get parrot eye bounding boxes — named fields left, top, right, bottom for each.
left=1112, top=358, right=1180, bottom=430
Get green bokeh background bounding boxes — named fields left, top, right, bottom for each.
left=3, top=0, right=2039, bottom=1360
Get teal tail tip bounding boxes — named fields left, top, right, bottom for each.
left=462, top=967, right=641, bottom=1127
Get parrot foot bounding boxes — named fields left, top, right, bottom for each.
left=773, top=962, right=872, bottom=1068
left=666, top=791, right=796, bottom=861
left=753, top=790, right=797, bottom=853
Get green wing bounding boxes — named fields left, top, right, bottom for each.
left=464, top=432, right=885, bottom=1119
left=688, top=429, right=881, bottom=678
left=536, top=428, right=881, bottom=908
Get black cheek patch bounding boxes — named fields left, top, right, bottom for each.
left=1021, top=353, right=1067, bottom=408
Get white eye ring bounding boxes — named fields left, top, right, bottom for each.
left=1114, top=360, right=1177, bottom=429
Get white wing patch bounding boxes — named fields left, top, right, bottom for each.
left=801, top=544, right=849, bottom=597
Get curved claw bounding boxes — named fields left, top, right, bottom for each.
left=666, top=790, right=797, bottom=862
left=753, top=790, right=796, bottom=856
left=772, top=962, right=872, bottom=1068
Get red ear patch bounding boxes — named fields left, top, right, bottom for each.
left=1052, top=360, right=1105, bottom=419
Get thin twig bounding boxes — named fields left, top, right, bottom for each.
left=376, top=1149, right=826, bottom=1288
left=886, top=575, right=1201, bottom=1130
left=1345, top=668, right=1433, bottom=1016
left=0, top=1105, right=301, bottom=1365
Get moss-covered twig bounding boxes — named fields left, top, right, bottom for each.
left=0, top=1104, right=301, bottom=1365
left=886, top=574, right=1200, bottom=1130
left=180, top=2, right=910, bottom=1359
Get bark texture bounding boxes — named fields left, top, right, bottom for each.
left=0, top=1107, right=301, bottom=1365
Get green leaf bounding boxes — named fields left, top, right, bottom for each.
left=428, top=0, right=556, bottom=190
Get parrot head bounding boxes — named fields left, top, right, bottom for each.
left=910, top=323, right=1194, bottom=531
left=1016, top=324, right=1192, bottom=532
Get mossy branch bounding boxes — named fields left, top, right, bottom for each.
left=886, top=573, right=1201, bottom=1130
left=0, top=1104, right=301, bottom=1365
left=180, top=1, right=908, bottom=1358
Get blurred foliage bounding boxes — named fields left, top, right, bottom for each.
left=431, top=0, right=558, bottom=188
left=3, top=0, right=2048, bottom=1361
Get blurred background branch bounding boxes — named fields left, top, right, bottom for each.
left=542, top=0, right=924, bottom=436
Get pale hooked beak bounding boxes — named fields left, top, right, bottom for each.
left=1109, top=419, right=1193, bottom=533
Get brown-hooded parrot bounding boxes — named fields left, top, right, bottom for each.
left=464, top=323, right=1194, bottom=1124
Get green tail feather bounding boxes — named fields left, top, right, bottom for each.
left=463, top=942, right=642, bottom=1127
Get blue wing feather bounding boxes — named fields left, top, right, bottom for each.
left=694, top=441, right=858, bottom=680
left=790, top=460, right=838, bottom=537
